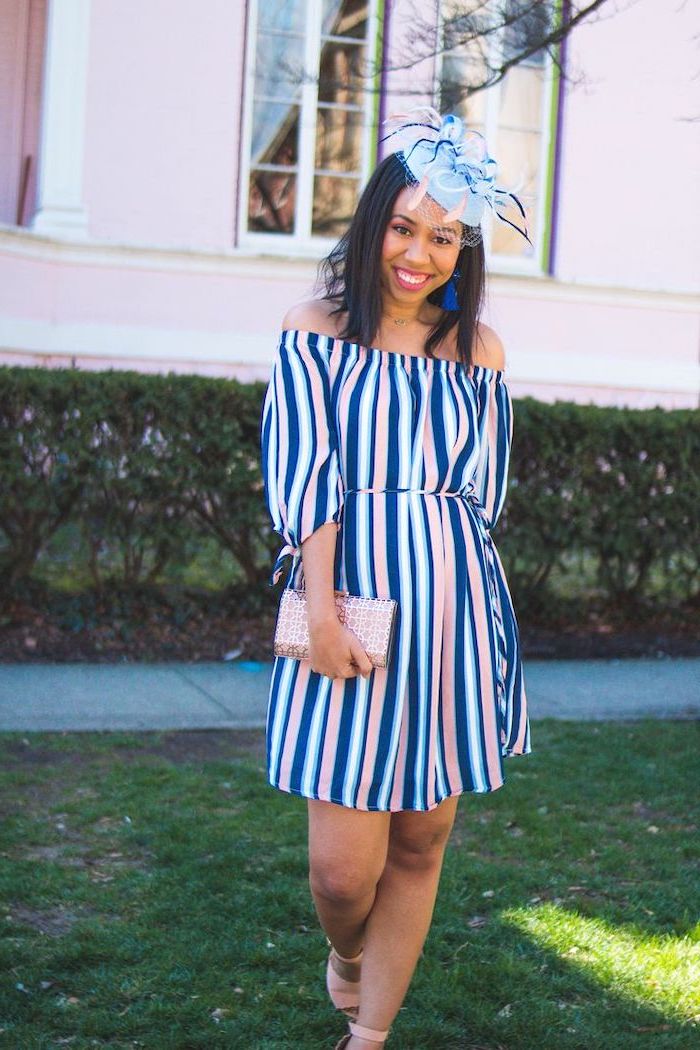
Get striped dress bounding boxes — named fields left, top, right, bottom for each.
left=260, top=328, right=531, bottom=811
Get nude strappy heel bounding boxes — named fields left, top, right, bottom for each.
left=334, top=1018, right=391, bottom=1048
left=326, top=941, right=363, bottom=1017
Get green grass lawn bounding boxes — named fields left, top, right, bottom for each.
left=0, top=721, right=698, bottom=1049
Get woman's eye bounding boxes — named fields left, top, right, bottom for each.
left=392, top=223, right=455, bottom=246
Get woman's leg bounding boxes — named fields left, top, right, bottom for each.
left=350, top=795, right=460, bottom=1045
left=307, top=798, right=391, bottom=963
left=308, top=794, right=460, bottom=1047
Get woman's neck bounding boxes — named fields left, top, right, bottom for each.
left=378, top=298, right=442, bottom=334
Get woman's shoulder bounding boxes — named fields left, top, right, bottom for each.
left=281, top=299, right=344, bottom=338
left=441, top=320, right=506, bottom=369
left=473, top=322, right=506, bottom=371
left=280, top=302, right=506, bottom=370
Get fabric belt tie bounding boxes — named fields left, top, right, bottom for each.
left=347, top=487, right=466, bottom=497
left=270, top=487, right=490, bottom=586
left=345, top=487, right=491, bottom=530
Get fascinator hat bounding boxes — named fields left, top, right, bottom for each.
left=382, top=106, right=532, bottom=248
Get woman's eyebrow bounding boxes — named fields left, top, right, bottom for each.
left=394, top=212, right=458, bottom=235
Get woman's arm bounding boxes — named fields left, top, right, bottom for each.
left=260, top=326, right=371, bottom=679
left=301, top=520, right=340, bottom=628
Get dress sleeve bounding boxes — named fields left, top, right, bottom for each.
left=467, top=369, right=513, bottom=530
left=260, top=330, right=345, bottom=586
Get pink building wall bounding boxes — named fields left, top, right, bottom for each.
left=84, top=0, right=245, bottom=251
left=0, top=0, right=697, bottom=410
left=556, top=0, right=700, bottom=296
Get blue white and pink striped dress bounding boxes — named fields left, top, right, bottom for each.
left=260, top=328, right=531, bottom=811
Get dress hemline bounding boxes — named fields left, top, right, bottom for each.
left=267, top=759, right=530, bottom=812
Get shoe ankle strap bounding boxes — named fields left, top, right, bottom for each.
left=348, top=1019, right=390, bottom=1042
left=333, top=947, right=364, bottom=964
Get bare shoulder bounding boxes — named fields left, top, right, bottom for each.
left=473, top=322, right=506, bottom=371
left=281, top=298, right=344, bottom=337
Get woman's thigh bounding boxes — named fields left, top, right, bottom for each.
left=307, top=798, right=392, bottom=892
left=307, top=794, right=461, bottom=891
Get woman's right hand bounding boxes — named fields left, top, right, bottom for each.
left=308, top=619, right=373, bottom=680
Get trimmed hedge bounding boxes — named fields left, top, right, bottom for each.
left=1, top=365, right=698, bottom=618
left=505, top=396, right=700, bottom=610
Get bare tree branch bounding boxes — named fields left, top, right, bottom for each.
left=380, top=0, right=618, bottom=103
left=274, top=0, right=625, bottom=106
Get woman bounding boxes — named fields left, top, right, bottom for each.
left=260, top=108, right=533, bottom=1049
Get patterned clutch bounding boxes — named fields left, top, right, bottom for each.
left=273, top=587, right=399, bottom=668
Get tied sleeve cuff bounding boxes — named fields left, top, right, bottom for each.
left=270, top=542, right=300, bottom=587
left=268, top=516, right=343, bottom=587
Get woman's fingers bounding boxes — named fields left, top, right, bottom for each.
left=347, top=635, right=373, bottom=679
left=308, top=623, right=373, bottom=679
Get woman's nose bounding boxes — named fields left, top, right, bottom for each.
left=403, top=237, right=430, bottom=265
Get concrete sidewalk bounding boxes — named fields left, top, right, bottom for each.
left=0, top=658, right=698, bottom=732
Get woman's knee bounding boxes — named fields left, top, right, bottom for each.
left=309, top=860, right=378, bottom=903
left=386, top=833, right=448, bottom=871
left=387, top=799, right=459, bottom=870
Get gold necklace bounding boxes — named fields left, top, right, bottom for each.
left=393, top=317, right=409, bottom=326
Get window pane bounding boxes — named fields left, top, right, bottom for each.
left=501, top=0, right=552, bottom=66
left=491, top=127, right=539, bottom=256
left=258, top=0, right=306, bottom=34
left=439, top=45, right=488, bottom=120
left=248, top=171, right=296, bottom=234
left=493, top=128, right=540, bottom=195
left=318, top=40, right=367, bottom=105
left=437, top=9, right=550, bottom=262
left=315, top=107, right=364, bottom=173
left=251, top=102, right=300, bottom=166
left=441, top=0, right=491, bottom=54
left=244, top=0, right=375, bottom=242
left=491, top=197, right=537, bottom=255
left=322, top=0, right=369, bottom=40
left=312, top=175, right=360, bottom=236
left=254, top=32, right=305, bottom=100
left=498, top=64, right=543, bottom=132
left=491, top=63, right=542, bottom=255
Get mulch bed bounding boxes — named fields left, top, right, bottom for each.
left=0, top=728, right=266, bottom=766
left=0, top=591, right=697, bottom=663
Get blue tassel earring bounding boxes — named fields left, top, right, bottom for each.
left=441, top=268, right=461, bottom=311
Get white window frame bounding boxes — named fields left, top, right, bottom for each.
left=238, top=0, right=381, bottom=257
left=434, top=2, right=558, bottom=277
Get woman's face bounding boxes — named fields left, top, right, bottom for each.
left=380, top=186, right=462, bottom=308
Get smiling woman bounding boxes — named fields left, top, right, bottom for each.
left=317, top=150, right=490, bottom=368
left=260, top=107, right=532, bottom=1050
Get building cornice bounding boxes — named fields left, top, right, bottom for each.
left=1, top=225, right=698, bottom=310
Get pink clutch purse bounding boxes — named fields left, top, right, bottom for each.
left=273, top=586, right=399, bottom=668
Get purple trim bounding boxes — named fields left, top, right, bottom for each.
left=376, top=0, right=392, bottom=163
left=233, top=0, right=251, bottom=248
left=548, top=0, right=569, bottom=276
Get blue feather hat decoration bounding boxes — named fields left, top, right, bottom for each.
left=382, top=106, right=532, bottom=247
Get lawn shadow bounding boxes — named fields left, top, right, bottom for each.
left=410, top=892, right=697, bottom=1049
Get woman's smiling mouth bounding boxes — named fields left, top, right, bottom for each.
left=393, top=267, right=432, bottom=291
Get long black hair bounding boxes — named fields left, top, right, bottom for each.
left=317, top=152, right=487, bottom=368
